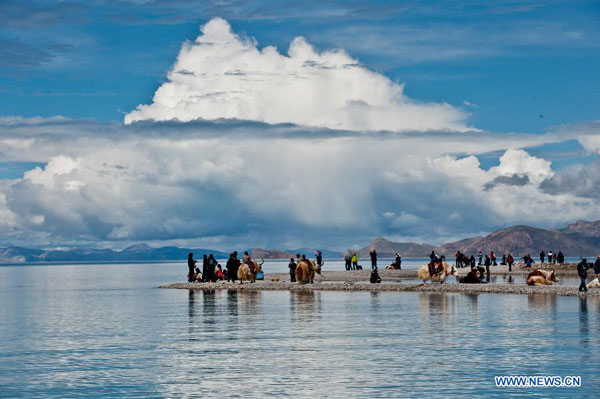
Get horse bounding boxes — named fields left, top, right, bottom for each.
left=526, top=269, right=559, bottom=286
left=295, top=259, right=315, bottom=284
left=417, top=260, right=455, bottom=283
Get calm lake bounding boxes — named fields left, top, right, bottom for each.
left=1, top=262, right=598, bottom=398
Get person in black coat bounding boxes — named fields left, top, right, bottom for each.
left=578, top=259, right=589, bottom=292
left=289, top=258, right=297, bottom=282
left=187, top=253, right=197, bottom=282
left=594, top=256, right=600, bottom=279
left=202, top=254, right=209, bottom=282
left=226, top=252, right=239, bottom=283
left=370, top=250, right=377, bottom=270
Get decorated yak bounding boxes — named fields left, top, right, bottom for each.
left=237, top=257, right=264, bottom=284
left=296, top=259, right=316, bottom=284
left=526, top=269, right=559, bottom=286
left=417, top=260, right=455, bottom=283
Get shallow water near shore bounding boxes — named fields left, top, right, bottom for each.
left=1, top=263, right=599, bottom=397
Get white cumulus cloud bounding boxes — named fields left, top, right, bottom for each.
left=124, top=18, right=469, bottom=132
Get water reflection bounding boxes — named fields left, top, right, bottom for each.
left=370, top=291, right=380, bottom=313
left=227, top=290, right=238, bottom=317
left=464, top=293, right=478, bottom=315
left=527, top=294, right=557, bottom=312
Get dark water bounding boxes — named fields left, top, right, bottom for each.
left=1, top=263, right=598, bottom=398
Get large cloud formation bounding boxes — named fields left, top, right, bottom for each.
left=125, top=18, right=468, bottom=132
left=0, top=116, right=598, bottom=249
left=1, top=18, right=599, bottom=250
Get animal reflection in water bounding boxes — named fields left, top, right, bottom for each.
left=417, top=261, right=456, bottom=283
left=526, top=269, right=559, bottom=286
left=237, top=258, right=264, bottom=284
left=295, top=259, right=318, bottom=284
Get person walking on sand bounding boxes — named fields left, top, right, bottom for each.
left=289, top=258, right=297, bottom=282
left=370, top=250, right=377, bottom=270
left=187, top=253, right=197, bottom=282
left=578, top=258, right=589, bottom=292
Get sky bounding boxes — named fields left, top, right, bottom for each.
left=0, top=0, right=599, bottom=250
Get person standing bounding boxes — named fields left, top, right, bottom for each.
left=557, top=251, right=564, bottom=264
left=395, top=253, right=402, bottom=270
left=187, top=253, right=197, bottom=282
left=547, top=251, right=553, bottom=265
left=315, top=251, right=323, bottom=268
left=594, top=255, right=600, bottom=280
left=289, top=258, right=297, bottom=282
left=370, top=250, right=377, bottom=270
left=344, top=252, right=352, bottom=271
left=202, top=254, right=209, bottom=282
left=226, top=252, right=239, bottom=283
left=207, top=254, right=217, bottom=282
left=351, top=253, right=358, bottom=270
left=578, top=258, right=589, bottom=292
left=478, top=251, right=483, bottom=266
left=540, top=251, right=545, bottom=264
left=490, top=251, right=497, bottom=266
left=484, top=255, right=491, bottom=274
left=507, top=254, right=514, bottom=272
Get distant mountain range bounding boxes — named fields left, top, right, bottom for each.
left=0, top=244, right=228, bottom=264
left=358, top=238, right=435, bottom=258
left=2, top=220, right=600, bottom=264
left=435, top=220, right=600, bottom=257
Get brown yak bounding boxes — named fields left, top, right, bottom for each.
left=526, top=269, right=559, bottom=286
left=295, top=259, right=315, bottom=284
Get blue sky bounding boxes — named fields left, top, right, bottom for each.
left=0, top=1, right=599, bottom=249
left=1, top=0, right=598, bottom=131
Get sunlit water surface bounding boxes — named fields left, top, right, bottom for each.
left=1, top=263, right=598, bottom=398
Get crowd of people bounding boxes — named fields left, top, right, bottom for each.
left=187, top=251, right=266, bottom=283
left=186, top=247, right=578, bottom=287
left=452, top=250, right=565, bottom=272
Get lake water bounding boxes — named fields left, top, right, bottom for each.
left=1, top=263, right=598, bottom=398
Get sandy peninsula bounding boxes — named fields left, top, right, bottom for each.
left=160, top=264, right=600, bottom=297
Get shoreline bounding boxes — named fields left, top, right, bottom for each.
left=159, top=267, right=599, bottom=297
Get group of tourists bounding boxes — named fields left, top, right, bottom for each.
left=187, top=253, right=221, bottom=283
left=342, top=250, right=402, bottom=271
left=288, top=252, right=324, bottom=282
left=577, top=255, right=600, bottom=292
left=452, top=249, right=565, bottom=273
left=539, top=250, right=564, bottom=265
left=187, top=251, right=265, bottom=283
